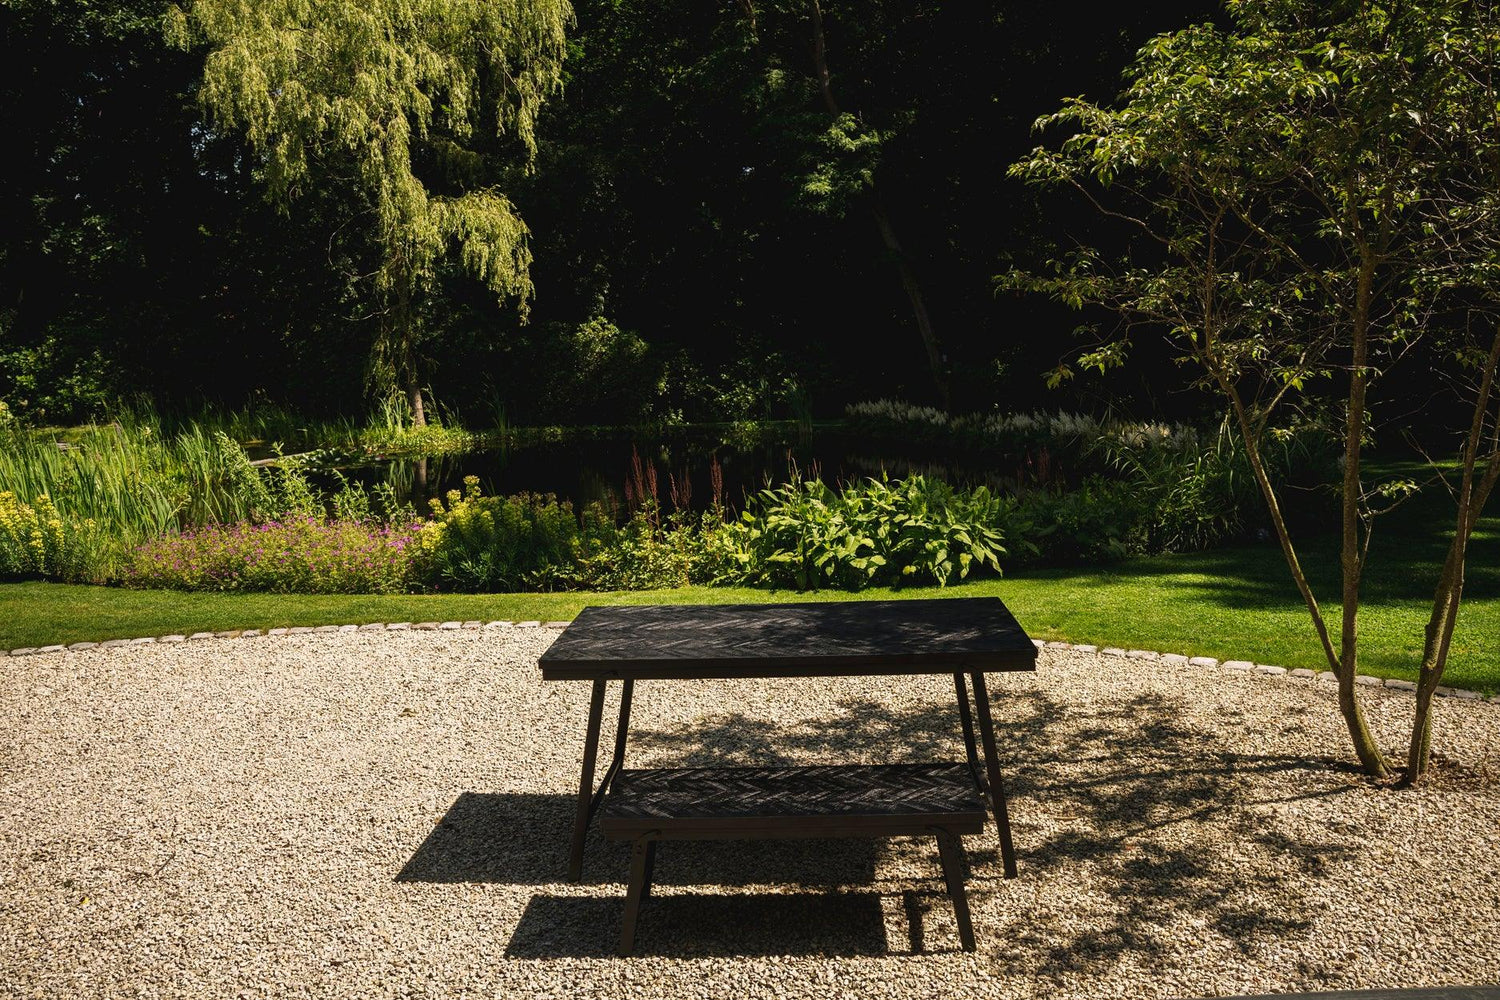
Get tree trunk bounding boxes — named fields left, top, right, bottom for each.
left=1409, top=547, right=1462, bottom=780
left=1218, top=377, right=1384, bottom=776
left=1405, top=326, right=1500, bottom=782
left=408, top=382, right=427, bottom=428
left=1336, top=253, right=1389, bottom=779
left=809, top=0, right=950, bottom=410
left=871, top=201, right=951, bottom=409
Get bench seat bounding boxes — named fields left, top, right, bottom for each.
left=600, top=762, right=987, bottom=839
left=598, top=762, right=985, bottom=954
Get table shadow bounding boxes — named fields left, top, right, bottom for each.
left=396, top=791, right=881, bottom=887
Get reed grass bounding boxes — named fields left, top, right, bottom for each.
left=0, top=417, right=272, bottom=578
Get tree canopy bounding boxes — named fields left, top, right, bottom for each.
left=1009, top=0, right=1500, bottom=780
left=170, top=0, right=572, bottom=420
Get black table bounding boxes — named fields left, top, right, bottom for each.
left=539, top=597, right=1038, bottom=882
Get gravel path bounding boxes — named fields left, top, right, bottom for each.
left=2, top=628, right=1497, bottom=999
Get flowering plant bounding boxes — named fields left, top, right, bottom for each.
left=0, top=491, right=107, bottom=581
left=125, top=517, right=421, bottom=593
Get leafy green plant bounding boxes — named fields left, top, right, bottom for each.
left=723, top=475, right=1009, bottom=589
left=0, top=418, right=273, bottom=578
left=0, top=491, right=110, bottom=582
left=1022, top=478, right=1145, bottom=563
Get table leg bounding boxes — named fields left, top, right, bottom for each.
left=567, top=679, right=608, bottom=882
left=607, top=679, right=634, bottom=779
left=640, top=840, right=657, bottom=899
left=953, top=673, right=982, bottom=783
left=969, top=671, right=1019, bottom=879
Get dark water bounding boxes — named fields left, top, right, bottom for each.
left=332, top=426, right=1025, bottom=514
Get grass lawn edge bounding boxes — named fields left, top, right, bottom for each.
left=5, top=569, right=1497, bottom=695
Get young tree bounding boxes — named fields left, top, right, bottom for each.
left=1006, top=0, right=1500, bottom=781
left=170, top=0, right=572, bottom=423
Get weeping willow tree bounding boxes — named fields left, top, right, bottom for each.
left=169, top=0, right=572, bottom=423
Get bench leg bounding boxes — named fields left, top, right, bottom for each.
left=620, top=838, right=654, bottom=956
left=970, top=671, right=1019, bottom=879
left=640, top=840, right=657, bottom=899
left=935, top=833, right=977, bottom=952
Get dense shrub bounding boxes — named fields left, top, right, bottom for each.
left=416, top=479, right=582, bottom=591
left=125, top=517, right=420, bottom=593
left=572, top=505, right=697, bottom=590
left=10, top=406, right=1334, bottom=592
left=841, top=402, right=1336, bottom=563
left=1090, top=415, right=1337, bottom=556
left=1021, top=478, right=1145, bottom=563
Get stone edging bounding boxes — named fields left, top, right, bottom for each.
left=0, top=619, right=570, bottom=657
left=2, top=624, right=1496, bottom=705
left=1030, top=638, right=1498, bottom=704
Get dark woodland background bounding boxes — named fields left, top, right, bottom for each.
left=2, top=0, right=1225, bottom=426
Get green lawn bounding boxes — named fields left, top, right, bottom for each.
left=6, top=462, right=1496, bottom=693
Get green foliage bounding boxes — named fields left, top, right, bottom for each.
left=1022, top=478, right=1145, bottom=564
left=1005, top=0, right=1500, bottom=451
left=0, top=419, right=263, bottom=578
left=799, top=113, right=892, bottom=212
left=572, top=503, right=695, bottom=591
left=0, top=412, right=420, bottom=582
left=527, top=317, right=664, bottom=424
left=725, top=475, right=1007, bottom=590
left=416, top=477, right=580, bottom=591
left=0, top=338, right=116, bottom=426
left=5, top=0, right=1236, bottom=425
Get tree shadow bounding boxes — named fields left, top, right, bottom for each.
left=623, top=686, right=1362, bottom=972
left=397, top=683, right=1369, bottom=967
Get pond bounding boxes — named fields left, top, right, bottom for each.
left=328, top=424, right=1033, bottom=514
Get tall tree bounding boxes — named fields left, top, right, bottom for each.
left=171, top=0, right=572, bottom=424
left=802, top=0, right=949, bottom=409
left=1008, top=0, right=1500, bottom=781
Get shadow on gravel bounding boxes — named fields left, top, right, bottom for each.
left=397, top=791, right=881, bottom=887
left=505, top=891, right=896, bottom=958
left=626, top=687, right=1362, bottom=974
left=406, top=684, right=1365, bottom=970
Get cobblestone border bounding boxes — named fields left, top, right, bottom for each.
left=0, top=620, right=570, bottom=658
left=3, top=625, right=1497, bottom=705
left=1031, top=638, right=1498, bottom=703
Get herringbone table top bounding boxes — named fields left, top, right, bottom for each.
left=538, top=597, right=1036, bottom=680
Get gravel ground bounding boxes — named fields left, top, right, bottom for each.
left=2, top=628, right=1498, bottom=1000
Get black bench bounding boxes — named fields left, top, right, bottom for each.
left=599, top=761, right=987, bottom=955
